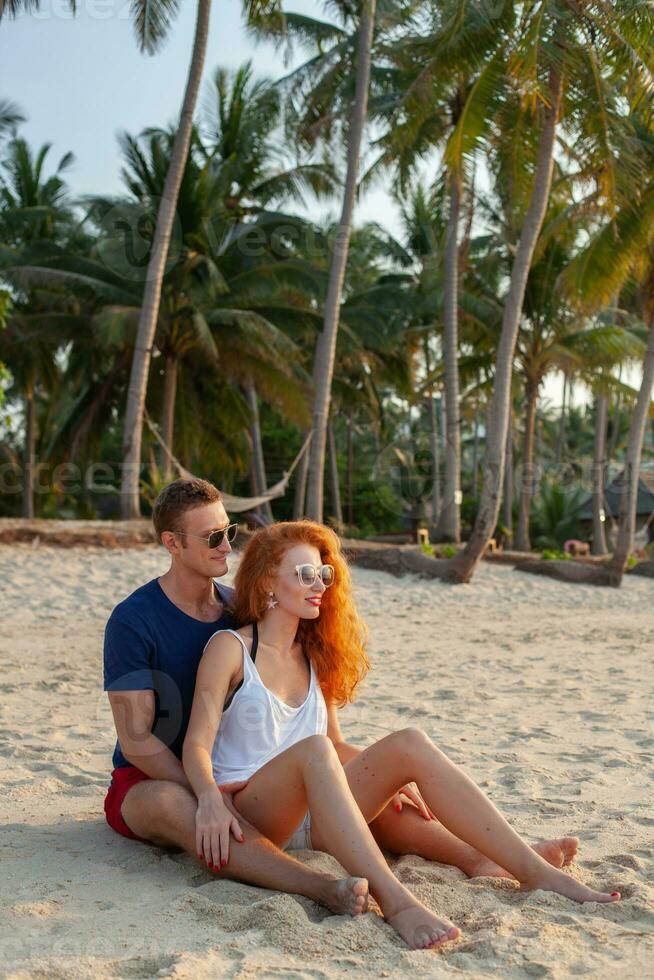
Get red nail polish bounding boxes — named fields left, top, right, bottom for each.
left=395, top=803, right=401, bottom=812
left=611, top=891, right=620, bottom=897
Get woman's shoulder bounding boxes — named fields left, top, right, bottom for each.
left=203, top=625, right=254, bottom=658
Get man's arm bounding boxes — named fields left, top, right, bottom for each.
left=107, top=689, right=191, bottom=789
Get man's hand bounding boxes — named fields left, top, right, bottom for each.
left=392, top=781, right=436, bottom=821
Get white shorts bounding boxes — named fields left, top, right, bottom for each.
left=283, top=811, right=312, bottom=851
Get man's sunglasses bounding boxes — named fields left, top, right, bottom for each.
left=295, top=563, right=335, bottom=588
left=174, top=524, right=238, bottom=549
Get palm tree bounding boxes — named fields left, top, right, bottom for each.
left=1, top=0, right=226, bottom=516
left=259, top=0, right=381, bottom=520
left=511, top=198, right=643, bottom=552
left=0, top=98, right=24, bottom=140
left=560, top=131, right=654, bottom=585
left=0, top=137, right=78, bottom=517
left=304, top=0, right=377, bottom=522
left=448, top=1, right=654, bottom=582
left=368, top=3, right=512, bottom=542
left=120, top=0, right=214, bottom=516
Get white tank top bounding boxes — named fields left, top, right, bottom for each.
left=208, top=626, right=328, bottom=784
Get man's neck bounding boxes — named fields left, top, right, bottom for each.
left=158, top=564, right=223, bottom=620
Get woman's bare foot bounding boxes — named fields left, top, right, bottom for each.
left=386, top=902, right=461, bottom=949
left=323, top=876, right=369, bottom=916
left=468, top=837, right=580, bottom=879
left=519, top=864, right=621, bottom=904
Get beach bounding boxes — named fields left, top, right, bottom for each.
left=1, top=542, right=653, bottom=979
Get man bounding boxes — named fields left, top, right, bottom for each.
left=104, top=478, right=578, bottom=895
left=103, top=478, right=365, bottom=915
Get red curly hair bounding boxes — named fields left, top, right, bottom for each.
left=231, top=521, right=369, bottom=706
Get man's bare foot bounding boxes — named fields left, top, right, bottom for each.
left=323, top=876, right=369, bottom=916
left=386, top=903, right=461, bottom=949
left=468, top=837, right=580, bottom=879
left=519, top=865, right=621, bottom=904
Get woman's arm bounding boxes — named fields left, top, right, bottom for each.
left=183, top=633, right=244, bottom=867
left=326, top=702, right=364, bottom=763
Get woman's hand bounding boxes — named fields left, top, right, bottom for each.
left=392, top=782, right=436, bottom=821
left=195, top=787, right=244, bottom=869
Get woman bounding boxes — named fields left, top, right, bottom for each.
left=183, top=521, right=621, bottom=950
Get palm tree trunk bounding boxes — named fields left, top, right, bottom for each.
left=450, top=70, right=564, bottom=582
left=346, top=410, right=354, bottom=526
left=608, top=384, right=621, bottom=464
left=608, top=313, right=654, bottom=582
left=305, top=0, right=376, bottom=522
left=119, top=0, right=211, bottom=518
left=245, top=379, right=273, bottom=524
left=428, top=394, right=441, bottom=525
left=435, top=178, right=462, bottom=543
left=423, top=336, right=441, bottom=524
left=293, top=431, right=310, bottom=520
left=555, top=373, right=568, bottom=465
left=22, top=381, right=36, bottom=519
left=503, top=409, right=514, bottom=544
left=515, top=376, right=539, bottom=552
left=327, top=418, right=344, bottom=531
left=591, top=392, right=609, bottom=556
left=160, top=354, right=178, bottom=482
left=471, top=402, right=480, bottom=498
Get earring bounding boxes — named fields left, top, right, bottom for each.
left=267, top=591, right=278, bottom=609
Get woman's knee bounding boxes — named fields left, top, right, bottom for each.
left=391, top=726, right=440, bottom=755
left=297, top=733, right=339, bottom=763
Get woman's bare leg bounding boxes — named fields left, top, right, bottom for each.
left=232, top=735, right=461, bottom=949
left=342, top=729, right=621, bottom=905
left=370, top=804, right=579, bottom=879
left=335, top=742, right=579, bottom=877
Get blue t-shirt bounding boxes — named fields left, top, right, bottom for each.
left=103, top=578, right=236, bottom=770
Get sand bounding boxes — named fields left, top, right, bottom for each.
left=1, top=542, right=653, bottom=979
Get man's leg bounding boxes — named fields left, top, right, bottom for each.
left=119, top=779, right=367, bottom=915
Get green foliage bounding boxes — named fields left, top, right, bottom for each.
left=541, top=548, right=572, bottom=561
left=531, top=480, right=586, bottom=551
left=3, top=0, right=654, bottom=529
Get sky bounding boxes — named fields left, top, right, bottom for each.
left=1, top=0, right=399, bottom=223
left=1, top=1, right=621, bottom=411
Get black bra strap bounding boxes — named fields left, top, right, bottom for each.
left=223, top=625, right=258, bottom=711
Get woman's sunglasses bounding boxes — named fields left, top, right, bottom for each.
left=174, top=523, right=238, bottom=549
left=295, top=563, right=335, bottom=588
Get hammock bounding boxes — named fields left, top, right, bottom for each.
left=143, top=411, right=312, bottom=513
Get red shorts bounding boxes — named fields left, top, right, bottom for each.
left=104, top=766, right=152, bottom=843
